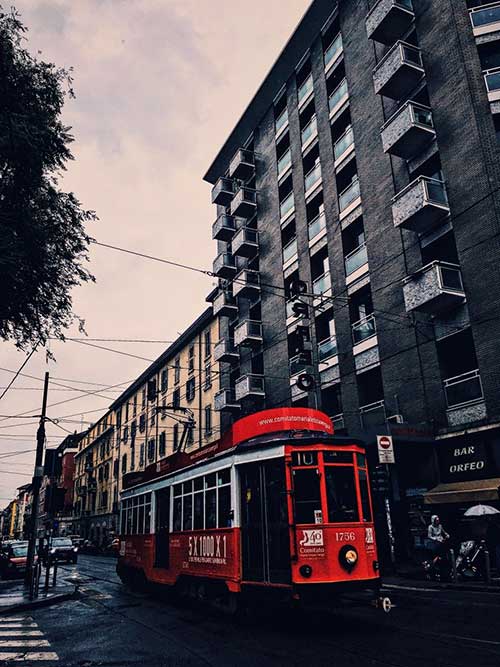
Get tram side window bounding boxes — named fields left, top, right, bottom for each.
left=293, top=468, right=321, bottom=524
left=121, top=493, right=152, bottom=535
left=172, top=469, right=232, bottom=531
left=358, top=468, right=372, bottom=522
left=325, top=467, right=359, bottom=523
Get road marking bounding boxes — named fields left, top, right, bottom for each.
left=0, top=652, right=59, bottom=661
left=0, top=624, right=38, bottom=629
left=382, top=583, right=438, bottom=593
left=0, top=640, right=50, bottom=647
left=0, top=630, right=43, bottom=636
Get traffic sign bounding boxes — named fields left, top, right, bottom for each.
left=377, top=435, right=395, bottom=463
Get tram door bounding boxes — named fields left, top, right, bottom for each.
left=239, top=460, right=290, bottom=584
left=154, top=488, right=170, bottom=568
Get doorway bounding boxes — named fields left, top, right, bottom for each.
left=154, top=487, right=170, bottom=568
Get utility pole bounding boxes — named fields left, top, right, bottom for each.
left=24, top=371, right=49, bottom=584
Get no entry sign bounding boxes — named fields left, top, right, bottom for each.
left=377, top=435, right=395, bottom=464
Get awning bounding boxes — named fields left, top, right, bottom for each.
left=424, top=478, right=500, bottom=504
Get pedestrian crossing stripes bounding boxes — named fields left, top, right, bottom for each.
left=0, top=615, right=58, bottom=662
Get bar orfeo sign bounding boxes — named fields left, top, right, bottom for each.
left=440, top=440, right=491, bottom=482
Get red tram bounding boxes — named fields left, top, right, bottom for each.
left=117, top=408, right=387, bottom=610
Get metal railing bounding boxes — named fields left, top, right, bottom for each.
left=359, top=400, right=386, bottom=428
left=318, top=336, right=338, bottom=361
left=444, top=369, right=484, bottom=409
left=298, top=74, right=314, bottom=103
left=301, top=115, right=318, bottom=146
left=339, top=178, right=360, bottom=212
left=289, top=354, right=310, bottom=377
left=275, top=108, right=289, bottom=134
left=277, top=148, right=292, bottom=177
left=280, top=191, right=295, bottom=219
left=324, top=33, right=343, bottom=68
left=283, top=237, right=298, bottom=264
left=213, top=252, right=235, bottom=274
left=352, top=313, right=376, bottom=344
left=329, top=78, right=348, bottom=114
left=304, top=162, right=322, bottom=192
left=470, top=2, right=500, bottom=28
left=331, top=413, right=345, bottom=431
left=308, top=211, right=326, bottom=241
left=313, top=271, right=331, bottom=295
left=374, top=40, right=423, bottom=74
left=345, top=242, right=368, bottom=276
left=392, top=175, right=448, bottom=207
left=334, top=125, right=354, bottom=161
left=484, top=66, right=500, bottom=93
left=235, top=374, right=265, bottom=399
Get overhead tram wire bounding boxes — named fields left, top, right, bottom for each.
left=0, top=346, right=39, bottom=403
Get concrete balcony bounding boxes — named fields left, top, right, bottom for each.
left=312, top=271, right=331, bottom=297
left=334, top=125, right=355, bottom=168
left=235, top=374, right=265, bottom=401
left=470, top=3, right=500, bottom=38
left=324, top=33, right=343, bottom=72
left=304, top=162, right=322, bottom=197
left=329, top=78, right=349, bottom=118
left=352, top=314, right=376, bottom=346
left=298, top=73, right=314, bottom=108
left=308, top=211, right=327, bottom=244
left=444, top=370, right=487, bottom=427
left=402, top=261, right=465, bottom=314
left=232, top=227, right=259, bottom=258
left=318, top=335, right=338, bottom=362
left=234, top=319, right=263, bottom=347
left=283, top=237, right=298, bottom=267
left=339, top=178, right=361, bottom=218
left=214, top=389, right=240, bottom=412
left=301, top=115, right=318, bottom=151
left=275, top=108, right=289, bottom=138
left=212, top=214, right=236, bottom=241
left=232, top=269, right=260, bottom=299
left=212, top=290, right=237, bottom=317
left=229, top=148, right=255, bottom=181
left=212, top=252, right=237, bottom=279
left=366, top=0, right=414, bottom=45
left=211, top=177, right=234, bottom=206
left=280, top=191, right=295, bottom=222
left=484, top=67, right=500, bottom=103
left=359, top=400, right=386, bottom=429
left=214, top=338, right=239, bottom=364
left=345, top=243, right=368, bottom=281
left=230, top=186, right=257, bottom=218
left=381, top=102, right=435, bottom=159
left=373, top=41, right=424, bottom=100
left=392, top=176, right=449, bottom=234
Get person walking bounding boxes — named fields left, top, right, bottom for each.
left=427, top=515, right=450, bottom=558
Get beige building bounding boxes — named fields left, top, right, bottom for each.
left=110, top=307, right=220, bottom=479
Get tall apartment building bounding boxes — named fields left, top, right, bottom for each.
left=206, top=0, right=500, bottom=560
left=110, top=307, right=220, bottom=479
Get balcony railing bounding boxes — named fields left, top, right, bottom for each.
left=373, top=41, right=424, bottom=100
left=334, top=125, right=355, bottom=162
left=283, top=237, right=298, bottom=264
left=345, top=242, right=368, bottom=276
left=359, top=400, right=386, bottom=429
left=444, top=370, right=484, bottom=409
left=212, top=214, right=236, bottom=241
left=277, top=148, right=292, bottom=178
left=213, top=252, right=236, bottom=279
left=484, top=67, right=500, bottom=102
left=313, top=271, right=331, bottom=296
left=213, top=290, right=237, bottom=317
left=280, top=191, right=295, bottom=220
left=301, top=115, right=318, bottom=148
left=392, top=176, right=449, bottom=234
left=352, top=314, right=376, bottom=345
left=235, top=374, right=265, bottom=400
left=324, top=33, right=343, bottom=69
left=232, top=268, right=260, bottom=299
left=298, top=74, right=314, bottom=105
left=275, top=108, right=289, bottom=136
left=331, top=413, right=345, bottom=431
left=304, top=162, right=322, bottom=193
left=214, top=389, right=239, bottom=412
left=229, top=148, right=255, bottom=180
left=232, top=227, right=259, bottom=258
left=230, top=186, right=257, bottom=218
left=211, top=177, right=234, bottom=206
left=381, top=101, right=435, bottom=159
left=318, top=335, right=338, bottom=362
left=470, top=2, right=500, bottom=36
left=308, top=211, right=326, bottom=242
left=339, top=178, right=361, bottom=213
left=289, top=353, right=311, bottom=377
left=366, top=0, right=414, bottom=45
left=402, top=261, right=465, bottom=314
left=234, top=319, right=263, bottom=347
left=329, top=78, right=349, bottom=116
left=214, top=339, right=239, bottom=364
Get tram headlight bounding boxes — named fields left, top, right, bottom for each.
left=299, top=564, right=313, bottom=578
left=339, top=545, right=358, bottom=572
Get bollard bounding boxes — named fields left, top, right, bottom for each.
left=52, top=560, right=58, bottom=587
left=44, top=557, right=51, bottom=591
left=449, top=548, right=457, bottom=583
left=482, top=541, right=491, bottom=584
left=35, top=561, right=41, bottom=597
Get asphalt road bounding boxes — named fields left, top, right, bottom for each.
left=3, top=554, right=500, bottom=666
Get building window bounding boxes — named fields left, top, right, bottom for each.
left=141, top=388, right=146, bottom=409
left=173, top=424, right=179, bottom=451
left=188, top=346, right=195, bottom=374
left=161, top=368, right=168, bottom=393
left=139, top=443, right=145, bottom=468
left=104, top=463, right=109, bottom=480
left=204, top=363, right=212, bottom=391
left=98, top=467, right=103, bottom=482
left=172, top=388, right=181, bottom=409
left=159, top=431, right=166, bottom=457
left=123, top=426, right=129, bottom=443
left=133, top=395, right=137, bottom=416
left=147, top=439, right=155, bottom=462
left=161, top=398, right=166, bottom=419
left=116, top=407, right=122, bottom=429
left=204, top=331, right=211, bottom=360
left=130, top=444, right=135, bottom=471
left=186, top=378, right=196, bottom=403
left=113, top=460, right=119, bottom=479
left=125, top=401, right=129, bottom=422
left=121, top=454, right=127, bottom=474
left=204, top=405, right=212, bottom=436
left=174, top=357, right=180, bottom=384
left=139, top=414, right=146, bottom=433
left=131, top=420, right=137, bottom=442
left=186, top=425, right=194, bottom=447
left=150, top=409, right=156, bottom=427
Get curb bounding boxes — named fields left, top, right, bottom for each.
left=0, top=589, right=77, bottom=616
left=383, top=580, right=500, bottom=595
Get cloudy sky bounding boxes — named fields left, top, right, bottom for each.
left=0, top=0, right=310, bottom=504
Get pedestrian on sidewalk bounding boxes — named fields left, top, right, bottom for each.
left=427, top=515, right=450, bottom=559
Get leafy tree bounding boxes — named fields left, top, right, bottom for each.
left=0, top=6, right=96, bottom=351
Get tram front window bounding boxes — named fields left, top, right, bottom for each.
left=293, top=468, right=321, bottom=524
left=325, top=466, right=359, bottom=523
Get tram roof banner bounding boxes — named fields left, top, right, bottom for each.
left=232, top=408, right=333, bottom=446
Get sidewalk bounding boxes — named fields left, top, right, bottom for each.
left=0, top=576, right=76, bottom=615
left=382, top=570, right=500, bottom=594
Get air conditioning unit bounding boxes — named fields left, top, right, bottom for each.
left=387, top=414, right=404, bottom=424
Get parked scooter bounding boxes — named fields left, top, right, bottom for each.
left=455, top=539, right=486, bottom=580
left=422, top=537, right=453, bottom=582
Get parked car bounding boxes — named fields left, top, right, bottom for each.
left=46, top=537, right=78, bottom=564
left=103, top=538, right=120, bottom=557
left=0, top=541, right=32, bottom=579
left=68, top=535, right=85, bottom=549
